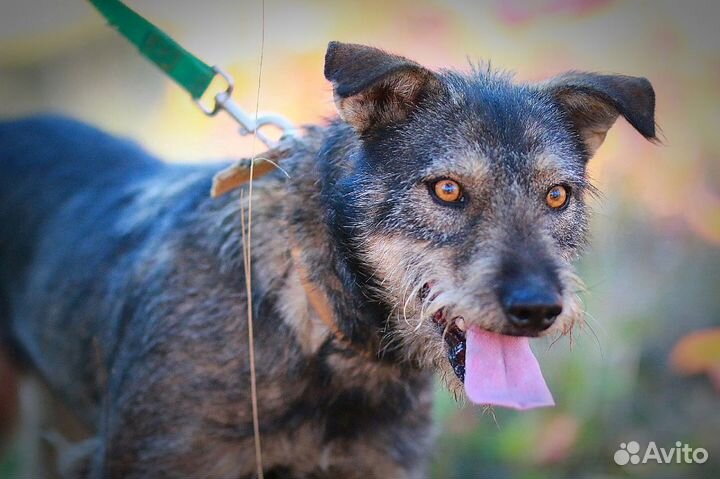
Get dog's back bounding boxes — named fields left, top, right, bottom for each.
left=0, top=116, right=140, bottom=348
left=0, top=116, right=221, bottom=426
left=0, top=115, right=161, bottom=304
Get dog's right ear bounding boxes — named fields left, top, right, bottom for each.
left=324, top=41, right=441, bottom=134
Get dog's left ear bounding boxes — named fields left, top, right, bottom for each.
left=324, top=41, right=441, bottom=134
left=543, top=72, right=657, bottom=157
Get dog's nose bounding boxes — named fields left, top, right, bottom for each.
left=500, top=285, right=563, bottom=333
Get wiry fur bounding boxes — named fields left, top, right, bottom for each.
left=0, top=42, right=655, bottom=477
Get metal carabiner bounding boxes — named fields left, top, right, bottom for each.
left=194, top=66, right=296, bottom=148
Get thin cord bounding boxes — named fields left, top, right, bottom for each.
left=241, top=1, right=265, bottom=477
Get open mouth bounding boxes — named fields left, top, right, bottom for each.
left=419, top=283, right=555, bottom=410
left=419, top=283, right=466, bottom=381
left=431, top=309, right=466, bottom=382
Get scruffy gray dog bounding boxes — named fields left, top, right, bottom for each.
left=0, top=42, right=655, bottom=478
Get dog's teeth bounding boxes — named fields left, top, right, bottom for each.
left=455, top=317, right=466, bottom=331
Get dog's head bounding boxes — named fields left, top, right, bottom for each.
left=323, top=42, right=656, bottom=405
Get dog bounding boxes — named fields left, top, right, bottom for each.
left=0, top=41, right=656, bottom=478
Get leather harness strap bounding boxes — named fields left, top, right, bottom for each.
left=289, top=246, right=375, bottom=360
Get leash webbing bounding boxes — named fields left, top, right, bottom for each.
left=87, top=0, right=296, bottom=148
left=88, top=0, right=215, bottom=100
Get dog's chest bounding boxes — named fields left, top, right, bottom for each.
left=233, top=355, right=435, bottom=477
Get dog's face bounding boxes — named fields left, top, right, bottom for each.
left=324, top=42, right=656, bottom=393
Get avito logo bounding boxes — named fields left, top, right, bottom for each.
left=614, top=441, right=709, bottom=466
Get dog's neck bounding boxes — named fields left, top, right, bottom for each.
left=203, top=126, right=432, bottom=390
left=206, top=123, right=417, bottom=377
left=281, top=124, right=401, bottom=364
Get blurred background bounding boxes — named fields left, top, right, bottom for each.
left=1, top=0, right=718, bottom=477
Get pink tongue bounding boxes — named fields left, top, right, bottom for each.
left=464, top=326, right=554, bottom=410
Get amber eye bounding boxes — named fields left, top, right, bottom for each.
left=432, top=179, right=464, bottom=204
left=546, top=185, right=570, bottom=209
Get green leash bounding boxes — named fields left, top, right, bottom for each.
left=87, top=0, right=295, bottom=146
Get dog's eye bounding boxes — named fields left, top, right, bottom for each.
left=431, top=179, right=464, bottom=204
left=546, top=185, right=570, bottom=209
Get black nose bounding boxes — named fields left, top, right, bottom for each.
left=500, top=284, right=563, bottom=333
